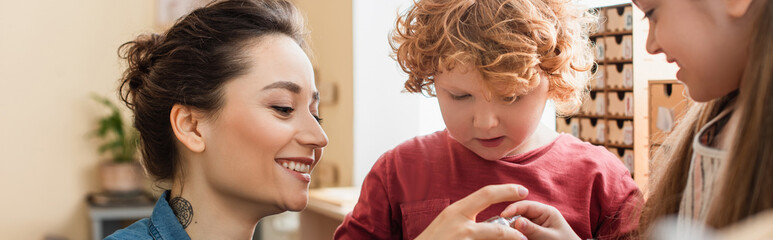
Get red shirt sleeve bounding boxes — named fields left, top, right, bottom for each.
left=594, top=166, right=643, bottom=240
left=334, top=152, right=401, bottom=240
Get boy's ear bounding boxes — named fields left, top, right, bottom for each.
left=170, top=104, right=206, bottom=153
left=724, top=0, right=753, bottom=18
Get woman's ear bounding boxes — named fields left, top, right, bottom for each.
left=725, top=0, right=753, bottom=18
left=170, top=104, right=206, bottom=153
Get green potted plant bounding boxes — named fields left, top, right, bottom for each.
left=91, top=94, right=143, bottom=193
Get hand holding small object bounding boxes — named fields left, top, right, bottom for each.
left=501, top=200, right=581, bottom=240
left=414, top=184, right=530, bottom=240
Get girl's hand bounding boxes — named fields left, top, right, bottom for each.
left=415, top=184, right=530, bottom=240
left=501, top=200, right=581, bottom=240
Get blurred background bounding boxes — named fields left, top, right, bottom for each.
left=0, top=0, right=672, bottom=239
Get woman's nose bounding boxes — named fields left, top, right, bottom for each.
left=298, top=113, right=328, bottom=149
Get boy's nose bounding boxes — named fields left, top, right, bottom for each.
left=473, top=108, right=499, bottom=130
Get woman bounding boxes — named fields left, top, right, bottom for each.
left=106, top=0, right=327, bottom=239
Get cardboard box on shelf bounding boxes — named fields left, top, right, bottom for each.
left=605, top=5, right=633, bottom=32
left=581, top=92, right=606, bottom=116
left=606, top=63, right=633, bottom=88
left=607, top=147, right=635, bottom=174
left=595, top=9, right=606, bottom=34
left=580, top=118, right=606, bottom=143
left=593, top=64, right=606, bottom=89
left=556, top=117, right=580, bottom=138
left=608, top=119, right=634, bottom=146
left=593, top=37, right=605, bottom=61
left=649, top=81, right=689, bottom=145
left=605, top=35, right=633, bottom=61
left=608, top=91, right=634, bottom=116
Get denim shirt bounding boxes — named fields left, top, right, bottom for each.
left=105, top=191, right=191, bottom=240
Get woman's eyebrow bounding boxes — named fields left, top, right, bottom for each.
left=262, top=81, right=301, bottom=93
left=312, top=92, right=319, bottom=101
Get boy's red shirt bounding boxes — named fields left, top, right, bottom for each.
left=334, top=130, right=641, bottom=240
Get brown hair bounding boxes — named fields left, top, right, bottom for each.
left=118, top=0, right=308, bottom=182
left=641, top=0, right=773, bottom=233
left=391, top=0, right=596, bottom=114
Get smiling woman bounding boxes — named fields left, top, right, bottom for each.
left=105, top=1, right=328, bottom=239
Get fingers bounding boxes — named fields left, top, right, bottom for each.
left=453, top=184, right=530, bottom=218
left=500, top=200, right=558, bottom=226
left=471, top=221, right=527, bottom=240
left=512, top=216, right=544, bottom=238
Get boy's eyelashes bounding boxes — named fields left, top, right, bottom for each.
left=503, top=96, right=519, bottom=102
left=271, top=105, right=323, bottom=123
left=448, top=93, right=520, bottom=102
left=450, top=93, right=471, bottom=100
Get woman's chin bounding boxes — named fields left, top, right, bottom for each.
left=279, top=193, right=310, bottom=212
left=282, top=199, right=309, bottom=212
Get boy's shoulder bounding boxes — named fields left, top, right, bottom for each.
left=550, top=134, right=629, bottom=173
left=389, top=129, right=454, bottom=154
left=375, top=129, right=458, bottom=165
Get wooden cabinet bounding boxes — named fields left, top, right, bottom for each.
left=556, top=3, right=679, bottom=193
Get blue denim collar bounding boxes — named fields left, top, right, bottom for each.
left=149, top=190, right=191, bottom=240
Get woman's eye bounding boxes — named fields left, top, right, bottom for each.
left=313, top=115, right=323, bottom=123
left=272, top=106, right=295, bottom=115
left=450, top=94, right=471, bottom=100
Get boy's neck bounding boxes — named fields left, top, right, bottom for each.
left=506, top=124, right=559, bottom=156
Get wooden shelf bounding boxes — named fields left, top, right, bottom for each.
left=606, top=88, right=634, bottom=92
left=607, top=143, right=634, bottom=149
left=571, top=114, right=633, bottom=120
left=591, top=30, right=633, bottom=38
left=600, top=59, right=634, bottom=64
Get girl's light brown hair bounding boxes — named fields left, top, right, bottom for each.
left=641, top=0, right=773, bottom=233
left=391, top=0, right=597, bottom=114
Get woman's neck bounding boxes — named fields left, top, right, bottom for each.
left=169, top=177, right=273, bottom=240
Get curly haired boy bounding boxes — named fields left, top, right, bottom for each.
left=335, top=0, right=642, bottom=239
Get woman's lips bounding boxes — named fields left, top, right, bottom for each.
left=477, top=136, right=505, bottom=147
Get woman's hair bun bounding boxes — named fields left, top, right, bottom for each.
left=118, top=33, right=163, bottom=109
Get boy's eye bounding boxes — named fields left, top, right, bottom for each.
left=272, top=106, right=295, bottom=115
left=503, top=96, right=519, bottom=102
left=450, top=94, right=471, bottom=100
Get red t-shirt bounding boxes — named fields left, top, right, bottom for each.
left=334, top=130, right=641, bottom=240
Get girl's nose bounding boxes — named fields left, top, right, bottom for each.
left=645, top=25, right=663, bottom=55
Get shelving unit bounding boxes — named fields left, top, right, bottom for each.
left=556, top=3, right=679, bottom=193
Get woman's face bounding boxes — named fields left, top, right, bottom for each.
left=634, top=0, right=754, bottom=102
left=434, top=64, right=549, bottom=161
left=200, top=34, right=328, bottom=212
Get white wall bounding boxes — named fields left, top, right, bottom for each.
left=352, top=0, right=426, bottom=187
left=0, top=1, right=155, bottom=239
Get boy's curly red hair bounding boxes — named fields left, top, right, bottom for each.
left=391, top=0, right=596, bottom=114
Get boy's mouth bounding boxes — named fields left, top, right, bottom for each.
left=477, top=136, right=505, bottom=148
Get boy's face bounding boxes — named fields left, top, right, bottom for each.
left=435, top=64, right=549, bottom=161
